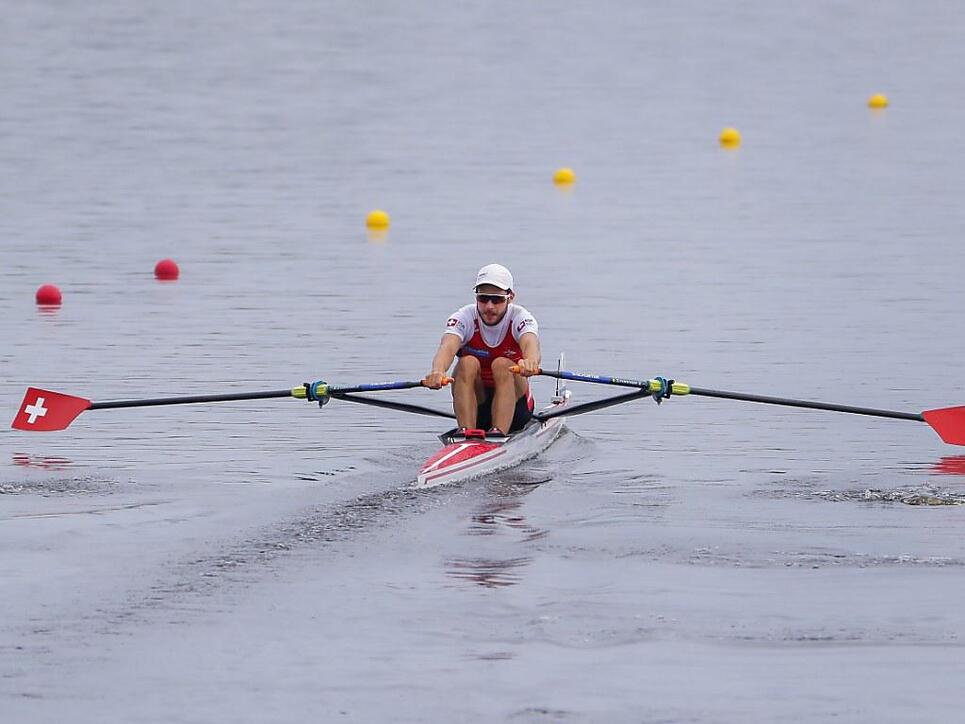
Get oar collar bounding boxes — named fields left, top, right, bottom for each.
left=304, top=380, right=331, bottom=407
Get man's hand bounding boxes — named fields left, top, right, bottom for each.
left=515, top=358, right=541, bottom=377
left=423, top=370, right=449, bottom=389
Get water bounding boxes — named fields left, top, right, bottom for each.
left=3, top=1, right=965, bottom=721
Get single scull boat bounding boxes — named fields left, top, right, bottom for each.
left=416, top=391, right=569, bottom=489
left=12, top=360, right=965, bottom=484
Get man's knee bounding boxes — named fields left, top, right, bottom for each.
left=455, top=355, right=482, bottom=381
left=490, top=357, right=514, bottom=378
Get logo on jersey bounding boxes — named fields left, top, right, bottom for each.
left=447, top=318, right=459, bottom=327
left=516, top=318, right=535, bottom=333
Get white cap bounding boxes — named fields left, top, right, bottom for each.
left=474, top=263, right=514, bottom=291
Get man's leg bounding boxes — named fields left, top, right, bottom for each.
left=452, top=356, right=484, bottom=429
left=508, top=386, right=534, bottom=432
left=489, top=357, right=528, bottom=434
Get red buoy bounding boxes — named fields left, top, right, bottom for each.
left=154, top=258, right=180, bottom=280
left=35, top=284, right=62, bottom=305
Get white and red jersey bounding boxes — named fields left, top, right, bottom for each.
left=443, top=304, right=538, bottom=387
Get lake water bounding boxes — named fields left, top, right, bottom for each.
left=2, top=2, right=965, bottom=722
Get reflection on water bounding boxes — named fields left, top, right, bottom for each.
left=932, top=456, right=965, bottom=476
left=445, top=491, right=548, bottom=588
left=465, top=497, right=548, bottom=542
left=12, top=452, right=74, bottom=470
left=445, top=555, right=532, bottom=589
left=366, top=229, right=389, bottom=244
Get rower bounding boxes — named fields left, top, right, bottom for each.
left=423, top=263, right=541, bottom=437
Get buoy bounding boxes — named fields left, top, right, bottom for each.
left=154, top=258, right=180, bottom=280
left=35, top=284, right=62, bottom=305
left=366, top=210, right=390, bottom=229
left=553, top=167, right=576, bottom=185
left=719, top=127, right=741, bottom=147
left=868, top=93, right=889, bottom=109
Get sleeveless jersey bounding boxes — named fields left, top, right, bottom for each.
left=443, top=303, right=538, bottom=387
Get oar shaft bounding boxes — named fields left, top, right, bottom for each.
left=535, top=389, right=651, bottom=421
left=686, top=387, right=925, bottom=422
left=332, top=392, right=455, bottom=419
left=538, top=369, right=653, bottom=389
left=535, top=368, right=927, bottom=423
left=293, top=380, right=444, bottom=399
left=90, top=380, right=435, bottom=411
left=330, top=380, right=426, bottom=394
left=90, top=389, right=297, bottom=410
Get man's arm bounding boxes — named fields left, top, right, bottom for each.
left=517, top=332, right=541, bottom=376
left=424, top=334, right=462, bottom=388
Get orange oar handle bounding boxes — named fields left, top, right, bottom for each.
left=421, top=375, right=452, bottom=387
left=510, top=366, right=543, bottom=375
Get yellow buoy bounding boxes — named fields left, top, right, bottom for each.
left=719, top=127, right=741, bottom=147
left=366, top=209, right=390, bottom=229
left=868, top=93, right=889, bottom=109
left=553, top=167, right=576, bottom=185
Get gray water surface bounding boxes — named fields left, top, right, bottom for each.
left=2, top=2, right=965, bottom=722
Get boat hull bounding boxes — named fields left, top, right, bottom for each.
left=414, top=414, right=566, bottom=489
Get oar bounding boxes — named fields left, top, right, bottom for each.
left=329, top=392, right=455, bottom=419
left=525, top=368, right=965, bottom=446
left=534, top=389, right=652, bottom=421
left=11, top=378, right=451, bottom=432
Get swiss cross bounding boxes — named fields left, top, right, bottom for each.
left=24, top=397, right=48, bottom=424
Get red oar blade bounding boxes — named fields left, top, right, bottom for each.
left=922, top=406, right=965, bottom=446
left=11, top=387, right=92, bottom=432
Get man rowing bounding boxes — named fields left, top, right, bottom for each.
left=423, top=263, right=541, bottom=437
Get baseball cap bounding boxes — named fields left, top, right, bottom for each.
left=473, top=263, right=514, bottom=291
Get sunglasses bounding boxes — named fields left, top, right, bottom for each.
left=475, top=293, right=510, bottom=305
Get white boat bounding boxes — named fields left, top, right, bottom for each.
left=414, top=405, right=567, bottom=489
left=415, top=356, right=571, bottom=489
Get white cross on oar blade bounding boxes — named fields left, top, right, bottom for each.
left=25, top=397, right=48, bottom=424
left=11, top=387, right=94, bottom=432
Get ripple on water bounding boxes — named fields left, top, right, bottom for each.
left=0, top=475, right=119, bottom=496
left=756, top=484, right=965, bottom=506
left=508, top=707, right=574, bottom=721
left=688, top=546, right=965, bottom=569
left=294, top=465, right=357, bottom=482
